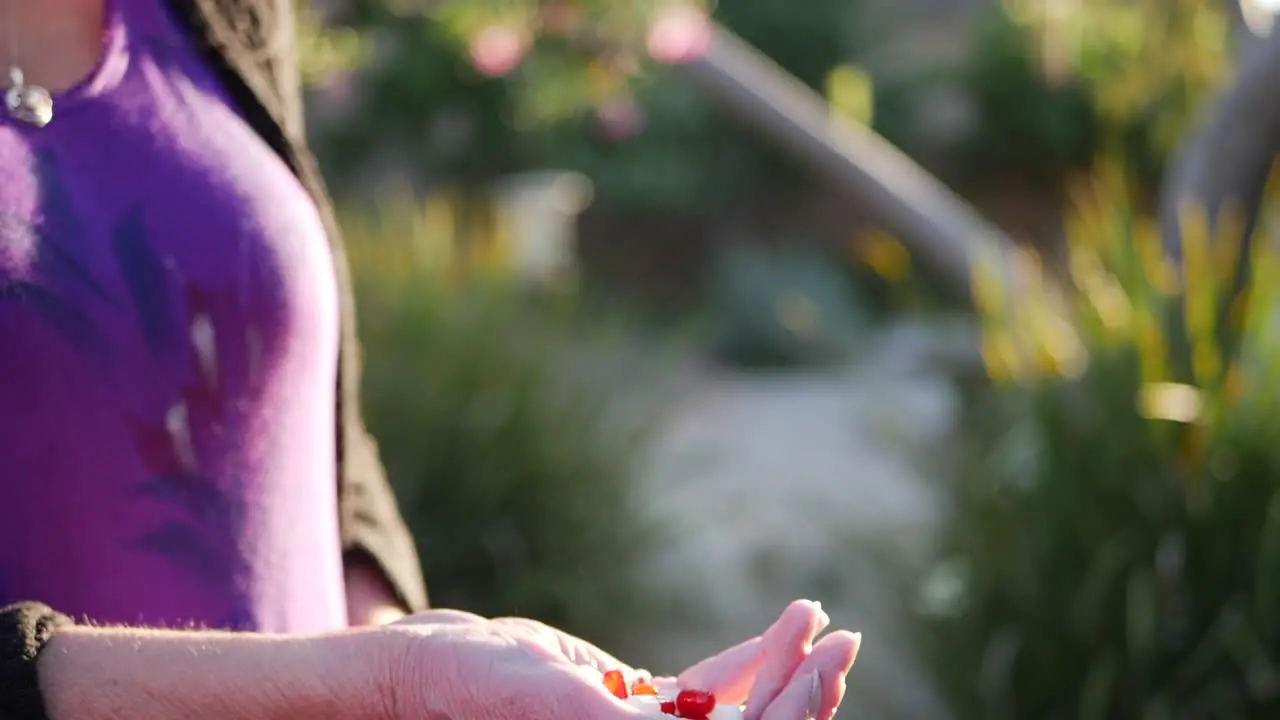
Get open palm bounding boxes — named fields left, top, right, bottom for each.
left=388, top=600, right=860, bottom=720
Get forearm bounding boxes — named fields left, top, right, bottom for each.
left=37, top=625, right=382, bottom=720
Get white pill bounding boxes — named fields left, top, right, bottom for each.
left=708, top=704, right=746, bottom=720
left=626, top=695, right=667, bottom=716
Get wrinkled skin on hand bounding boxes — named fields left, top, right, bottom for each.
left=380, top=600, right=860, bottom=720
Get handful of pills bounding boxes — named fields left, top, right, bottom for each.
left=603, top=670, right=744, bottom=720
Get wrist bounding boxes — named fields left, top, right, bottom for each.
left=38, top=625, right=384, bottom=720
left=308, top=628, right=405, bottom=720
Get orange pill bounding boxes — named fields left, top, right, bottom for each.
left=604, top=670, right=629, bottom=699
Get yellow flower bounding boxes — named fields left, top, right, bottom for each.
left=855, top=230, right=912, bottom=282
left=1139, top=382, right=1202, bottom=424
left=981, top=328, right=1024, bottom=384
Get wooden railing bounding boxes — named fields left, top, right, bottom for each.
left=672, top=24, right=1022, bottom=303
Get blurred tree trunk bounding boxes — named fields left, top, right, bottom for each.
left=1159, top=10, right=1280, bottom=263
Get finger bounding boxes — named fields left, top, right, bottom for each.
left=742, top=600, right=830, bottom=720
left=675, top=636, right=764, bottom=704
left=758, top=631, right=861, bottom=720
left=681, top=599, right=829, bottom=705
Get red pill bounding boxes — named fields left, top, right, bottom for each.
left=675, top=689, right=716, bottom=717
left=660, top=701, right=677, bottom=715
left=604, top=670, right=629, bottom=699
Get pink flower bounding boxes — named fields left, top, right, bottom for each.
left=647, top=6, right=713, bottom=65
left=314, top=71, right=356, bottom=115
left=469, top=25, right=529, bottom=78
left=595, top=96, right=646, bottom=142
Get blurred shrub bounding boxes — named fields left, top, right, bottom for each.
left=306, top=0, right=1232, bottom=211
left=1039, top=0, right=1232, bottom=173
left=955, top=9, right=1097, bottom=185
left=343, top=198, right=672, bottom=647
left=707, top=244, right=867, bottom=370
left=919, top=166, right=1280, bottom=718
left=306, top=0, right=860, bottom=212
left=956, top=0, right=1232, bottom=189
left=307, top=15, right=520, bottom=194
left=531, top=70, right=725, bottom=211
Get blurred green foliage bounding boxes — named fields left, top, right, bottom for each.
left=922, top=165, right=1280, bottom=718
left=955, top=10, right=1098, bottom=185
left=707, top=244, right=867, bottom=369
left=299, top=0, right=1239, bottom=252
left=306, top=0, right=860, bottom=210
left=343, top=198, right=673, bottom=647
left=957, top=0, right=1232, bottom=189
left=1035, top=0, right=1231, bottom=169
left=302, top=0, right=1238, bottom=205
left=308, top=17, right=519, bottom=190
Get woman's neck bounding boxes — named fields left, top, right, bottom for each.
left=0, top=0, right=105, bottom=92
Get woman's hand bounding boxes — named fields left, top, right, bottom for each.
left=378, top=599, right=860, bottom=720
left=36, top=599, right=859, bottom=720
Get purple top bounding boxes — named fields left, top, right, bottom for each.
left=0, top=1, right=347, bottom=632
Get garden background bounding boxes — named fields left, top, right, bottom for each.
left=298, top=0, right=1280, bottom=716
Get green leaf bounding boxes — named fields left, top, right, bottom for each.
left=1078, top=653, right=1119, bottom=720
left=1070, top=538, right=1131, bottom=639
left=1253, top=490, right=1280, bottom=636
